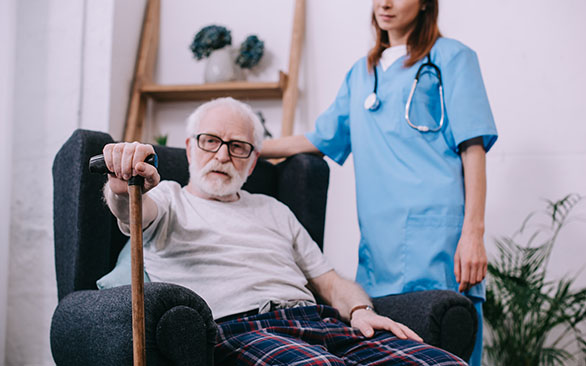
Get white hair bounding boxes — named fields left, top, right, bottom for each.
left=185, top=97, right=264, bottom=151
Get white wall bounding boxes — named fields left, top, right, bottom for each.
left=0, top=0, right=16, bottom=363
left=439, top=0, right=586, bottom=282
left=110, top=0, right=148, bottom=140
left=4, top=0, right=586, bottom=364
left=5, top=0, right=144, bottom=364
left=79, top=0, right=114, bottom=133
left=304, top=0, right=371, bottom=278
left=7, top=0, right=85, bottom=363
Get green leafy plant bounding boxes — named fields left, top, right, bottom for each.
left=484, top=194, right=586, bottom=366
left=189, top=25, right=264, bottom=70
left=236, top=35, right=264, bottom=69
left=190, top=25, right=232, bottom=60
left=154, top=134, right=167, bottom=146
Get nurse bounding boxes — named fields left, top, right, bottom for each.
left=261, top=0, right=497, bottom=365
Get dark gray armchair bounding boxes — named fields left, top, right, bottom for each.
left=50, top=129, right=477, bottom=365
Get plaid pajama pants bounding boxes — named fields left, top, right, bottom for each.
left=215, top=305, right=467, bottom=366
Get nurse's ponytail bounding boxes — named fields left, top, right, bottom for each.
left=367, top=0, right=441, bottom=72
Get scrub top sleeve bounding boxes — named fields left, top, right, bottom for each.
left=443, top=48, right=498, bottom=153
left=305, top=72, right=352, bottom=166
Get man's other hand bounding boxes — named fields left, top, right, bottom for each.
left=350, top=308, right=423, bottom=342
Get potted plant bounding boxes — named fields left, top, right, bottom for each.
left=483, top=194, right=586, bottom=365
left=189, top=25, right=232, bottom=60
left=190, top=25, right=265, bottom=83
left=154, top=134, right=167, bottom=146
left=236, top=35, right=265, bottom=69
left=190, top=25, right=235, bottom=83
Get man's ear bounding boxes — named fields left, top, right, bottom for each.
left=185, top=137, right=193, bottom=164
left=247, top=152, right=260, bottom=176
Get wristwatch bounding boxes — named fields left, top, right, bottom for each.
left=349, top=304, right=374, bottom=319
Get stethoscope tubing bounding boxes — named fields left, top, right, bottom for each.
left=367, top=54, right=445, bottom=133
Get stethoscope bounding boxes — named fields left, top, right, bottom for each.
left=363, top=54, right=445, bottom=133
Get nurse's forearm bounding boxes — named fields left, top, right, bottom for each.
left=460, top=145, right=487, bottom=235
left=260, top=135, right=321, bottom=158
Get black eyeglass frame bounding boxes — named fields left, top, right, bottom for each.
left=194, top=133, right=255, bottom=159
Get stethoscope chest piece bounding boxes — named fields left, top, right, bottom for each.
left=364, top=66, right=382, bottom=111
left=364, top=92, right=381, bottom=111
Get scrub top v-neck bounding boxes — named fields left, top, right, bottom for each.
left=306, top=37, right=498, bottom=300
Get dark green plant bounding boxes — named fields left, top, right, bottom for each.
left=484, top=194, right=586, bottom=366
left=255, top=111, right=272, bottom=138
left=236, top=35, right=264, bottom=69
left=154, top=134, right=167, bottom=146
left=190, top=25, right=232, bottom=60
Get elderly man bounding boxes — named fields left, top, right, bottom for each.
left=102, top=97, right=466, bottom=365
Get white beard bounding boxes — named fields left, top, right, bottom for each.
left=189, top=157, right=250, bottom=199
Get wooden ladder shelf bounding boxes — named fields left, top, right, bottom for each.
left=123, top=0, right=305, bottom=142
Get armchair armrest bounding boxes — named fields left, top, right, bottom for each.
left=50, top=283, right=216, bottom=366
left=372, top=290, right=477, bottom=361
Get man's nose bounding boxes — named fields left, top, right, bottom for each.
left=214, top=143, right=231, bottom=162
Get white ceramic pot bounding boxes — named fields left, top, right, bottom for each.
left=204, top=47, right=241, bottom=83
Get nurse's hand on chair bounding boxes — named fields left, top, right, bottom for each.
left=454, top=230, right=487, bottom=292
left=351, top=309, right=423, bottom=342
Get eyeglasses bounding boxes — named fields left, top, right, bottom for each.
left=194, top=133, right=255, bottom=159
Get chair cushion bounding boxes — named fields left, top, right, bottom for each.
left=96, top=239, right=151, bottom=289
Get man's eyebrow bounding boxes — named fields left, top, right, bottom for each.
left=224, top=133, right=253, bottom=143
left=230, top=137, right=253, bottom=143
left=201, top=132, right=252, bottom=143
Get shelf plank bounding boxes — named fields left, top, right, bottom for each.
left=141, top=71, right=288, bottom=102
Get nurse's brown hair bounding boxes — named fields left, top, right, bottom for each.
left=367, top=0, right=441, bottom=72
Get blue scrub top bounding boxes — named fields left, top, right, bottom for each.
left=306, top=38, right=498, bottom=300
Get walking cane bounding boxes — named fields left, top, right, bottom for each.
left=89, top=153, right=158, bottom=366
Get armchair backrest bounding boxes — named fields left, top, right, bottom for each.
left=53, top=129, right=329, bottom=300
